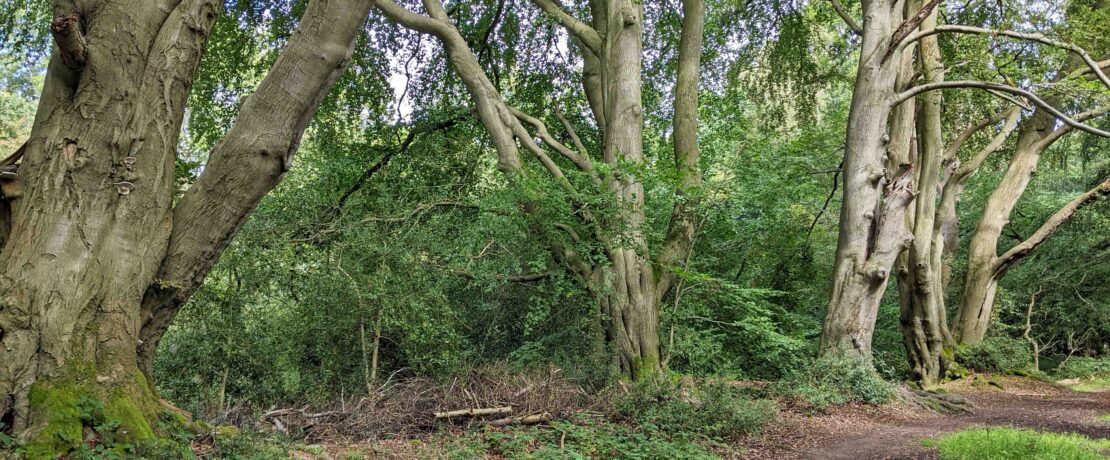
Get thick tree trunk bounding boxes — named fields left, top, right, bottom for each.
left=820, top=0, right=915, bottom=359
left=0, top=0, right=372, bottom=455
left=0, top=1, right=219, bottom=454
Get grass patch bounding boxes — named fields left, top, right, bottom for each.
left=923, top=427, right=1110, bottom=460
left=1098, top=414, right=1110, bottom=422
left=1070, top=376, right=1110, bottom=393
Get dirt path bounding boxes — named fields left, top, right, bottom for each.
left=745, top=377, right=1110, bottom=460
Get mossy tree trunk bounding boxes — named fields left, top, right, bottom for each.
left=0, top=0, right=374, bottom=455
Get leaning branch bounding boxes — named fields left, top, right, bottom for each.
left=529, top=0, right=602, bottom=53
left=827, top=0, right=862, bottom=36
left=950, top=106, right=1023, bottom=183
left=893, top=81, right=1110, bottom=138
left=995, top=178, right=1110, bottom=275
left=897, top=25, right=1110, bottom=91
left=508, top=106, right=597, bottom=177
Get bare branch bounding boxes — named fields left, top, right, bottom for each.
left=357, top=200, right=510, bottom=224
left=950, top=105, right=1023, bottom=183
left=554, top=105, right=588, bottom=156
left=898, top=25, right=1110, bottom=91
left=508, top=106, right=596, bottom=176
left=1037, top=105, right=1110, bottom=147
left=995, top=177, right=1110, bottom=274
left=893, top=80, right=1110, bottom=138
left=529, top=0, right=602, bottom=53
left=1, top=142, right=26, bottom=168
left=827, top=0, right=862, bottom=36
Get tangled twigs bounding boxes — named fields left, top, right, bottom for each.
left=252, top=365, right=596, bottom=443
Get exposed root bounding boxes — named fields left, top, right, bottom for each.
left=896, top=386, right=974, bottom=414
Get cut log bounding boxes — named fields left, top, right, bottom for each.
left=434, top=406, right=513, bottom=419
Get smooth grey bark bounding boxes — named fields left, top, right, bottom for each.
left=0, top=0, right=374, bottom=451
left=897, top=5, right=954, bottom=385
left=819, top=0, right=917, bottom=359
left=137, top=0, right=376, bottom=381
left=377, top=0, right=705, bottom=379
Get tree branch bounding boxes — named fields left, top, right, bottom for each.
left=893, top=80, right=1110, bottom=138
left=950, top=105, right=1023, bottom=183
left=827, top=0, right=862, bottom=36
left=898, top=25, right=1110, bottom=91
left=138, top=0, right=377, bottom=377
left=554, top=105, right=589, bottom=157
left=995, top=178, right=1110, bottom=275
left=50, top=13, right=87, bottom=70
left=529, top=0, right=602, bottom=53
left=508, top=105, right=597, bottom=176
left=883, top=0, right=941, bottom=62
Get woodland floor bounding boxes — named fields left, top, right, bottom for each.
left=299, top=376, right=1109, bottom=459
left=744, top=376, right=1110, bottom=460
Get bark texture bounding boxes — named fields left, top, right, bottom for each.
left=377, top=0, right=705, bottom=379
left=819, top=0, right=917, bottom=358
left=0, top=0, right=373, bottom=454
left=897, top=4, right=953, bottom=386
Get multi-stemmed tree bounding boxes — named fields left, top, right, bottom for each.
left=375, top=0, right=706, bottom=379
left=820, top=0, right=1110, bottom=379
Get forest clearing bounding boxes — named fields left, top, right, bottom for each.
left=0, top=0, right=1108, bottom=458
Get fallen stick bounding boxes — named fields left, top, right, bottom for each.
left=434, top=406, right=513, bottom=419
left=487, top=412, right=552, bottom=427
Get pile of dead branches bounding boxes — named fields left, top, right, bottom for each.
left=253, top=365, right=599, bottom=443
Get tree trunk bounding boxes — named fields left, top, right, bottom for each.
left=952, top=0, right=1110, bottom=346
left=897, top=4, right=953, bottom=386
left=379, top=0, right=704, bottom=380
left=820, top=0, right=915, bottom=359
left=0, top=1, right=219, bottom=454
left=0, top=0, right=373, bottom=454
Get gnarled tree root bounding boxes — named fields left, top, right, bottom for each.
left=896, top=386, right=974, bottom=414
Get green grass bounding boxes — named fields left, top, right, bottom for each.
left=1070, top=376, right=1110, bottom=393
left=1098, top=414, right=1110, bottom=422
left=924, top=427, right=1110, bottom=460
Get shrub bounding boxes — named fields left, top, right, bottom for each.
left=924, top=427, right=1110, bottom=460
left=954, top=336, right=1033, bottom=374
left=614, top=377, right=776, bottom=441
left=775, top=355, right=893, bottom=409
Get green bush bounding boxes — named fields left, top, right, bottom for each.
left=1052, top=357, right=1110, bottom=379
left=775, top=355, right=893, bottom=409
left=924, top=427, right=1110, bottom=460
left=955, top=337, right=1034, bottom=374
left=614, top=377, right=776, bottom=441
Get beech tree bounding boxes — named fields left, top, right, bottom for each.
left=375, top=0, right=705, bottom=379
left=894, top=0, right=1110, bottom=383
left=820, top=0, right=1110, bottom=365
left=0, top=0, right=377, bottom=453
